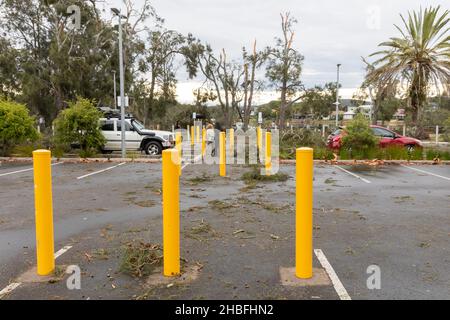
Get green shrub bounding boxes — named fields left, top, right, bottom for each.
left=425, top=148, right=450, bottom=161
left=0, top=100, right=39, bottom=156
left=279, top=129, right=327, bottom=160
left=54, top=97, right=105, bottom=157
left=341, top=114, right=378, bottom=159
left=374, top=145, right=423, bottom=160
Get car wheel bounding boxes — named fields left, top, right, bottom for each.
left=144, top=141, right=162, bottom=155
left=406, top=144, right=415, bottom=153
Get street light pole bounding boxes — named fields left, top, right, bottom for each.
left=113, top=71, right=117, bottom=110
left=112, top=8, right=126, bottom=158
left=335, top=64, right=341, bottom=128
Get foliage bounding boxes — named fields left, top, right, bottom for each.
left=365, top=6, right=450, bottom=124
left=241, top=165, right=289, bottom=183
left=341, top=114, right=378, bottom=159
left=119, top=241, right=162, bottom=278
left=279, top=129, right=333, bottom=160
left=294, top=82, right=338, bottom=118
left=0, top=0, right=158, bottom=123
left=425, top=148, right=450, bottom=161
left=0, top=37, right=20, bottom=99
left=53, top=97, right=105, bottom=156
left=266, top=13, right=304, bottom=129
left=0, top=100, right=39, bottom=156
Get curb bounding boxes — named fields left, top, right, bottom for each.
left=1, top=157, right=448, bottom=165
left=0, top=157, right=161, bottom=164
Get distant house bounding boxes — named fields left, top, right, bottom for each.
left=392, top=108, right=406, bottom=121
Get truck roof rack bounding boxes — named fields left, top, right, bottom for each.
left=98, top=107, right=134, bottom=119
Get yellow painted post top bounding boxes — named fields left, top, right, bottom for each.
left=190, top=126, right=195, bottom=146
left=297, top=147, right=313, bottom=154
left=33, top=149, right=51, bottom=157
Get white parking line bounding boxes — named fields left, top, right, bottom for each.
left=0, top=162, right=62, bottom=177
left=0, top=245, right=72, bottom=299
left=0, top=283, right=21, bottom=298
left=76, top=162, right=126, bottom=180
left=400, top=164, right=450, bottom=181
left=54, top=245, right=73, bottom=259
left=314, top=249, right=351, bottom=300
left=334, top=165, right=371, bottom=184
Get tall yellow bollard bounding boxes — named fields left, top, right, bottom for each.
left=162, top=149, right=180, bottom=276
left=257, top=126, right=262, bottom=152
left=190, top=125, right=195, bottom=146
left=296, top=147, right=313, bottom=279
left=196, top=125, right=200, bottom=143
left=202, top=127, right=206, bottom=156
left=175, top=132, right=182, bottom=175
left=32, top=150, right=55, bottom=276
left=229, top=128, right=234, bottom=154
left=219, top=132, right=226, bottom=177
left=265, top=132, right=272, bottom=176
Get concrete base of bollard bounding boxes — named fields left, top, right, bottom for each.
left=17, top=265, right=66, bottom=283
left=279, top=267, right=331, bottom=287
left=146, top=264, right=202, bottom=287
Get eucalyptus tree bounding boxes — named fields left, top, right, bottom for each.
left=266, top=12, right=305, bottom=129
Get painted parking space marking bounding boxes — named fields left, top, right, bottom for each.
left=334, top=165, right=371, bottom=184
left=54, top=245, right=73, bottom=259
left=0, top=162, right=62, bottom=177
left=76, top=162, right=126, bottom=180
left=0, top=282, right=21, bottom=299
left=314, top=249, right=351, bottom=300
left=400, top=164, right=450, bottom=181
left=0, top=245, right=73, bottom=299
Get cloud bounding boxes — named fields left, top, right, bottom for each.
left=117, top=0, right=449, bottom=102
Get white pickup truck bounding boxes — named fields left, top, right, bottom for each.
left=99, top=117, right=174, bottom=155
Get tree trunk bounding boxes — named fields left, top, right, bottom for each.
left=278, top=84, right=287, bottom=130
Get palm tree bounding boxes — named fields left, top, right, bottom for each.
left=365, top=6, right=450, bottom=125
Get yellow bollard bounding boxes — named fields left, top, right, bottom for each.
left=162, top=149, right=180, bottom=276
left=229, top=128, right=234, bottom=154
left=296, top=147, right=313, bottom=279
left=219, top=132, right=226, bottom=177
left=265, top=132, right=272, bottom=175
left=196, top=125, right=200, bottom=143
left=190, top=125, right=195, bottom=146
left=32, top=150, right=55, bottom=276
left=202, top=127, right=206, bottom=156
left=175, top=132, right=182, bottom=175
left=257, top=126, right=262, bottom=152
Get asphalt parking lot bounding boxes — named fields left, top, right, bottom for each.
left=0, top=159, right=449, bottom=300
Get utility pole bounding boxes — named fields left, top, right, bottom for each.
left=112, top=8, right=126, bottom=158
left=335, top=64, right=341, bottom=128
left=113, top=71, right=117, bottom=110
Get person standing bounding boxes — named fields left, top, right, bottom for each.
left=206, top=123, right=216, bottom=156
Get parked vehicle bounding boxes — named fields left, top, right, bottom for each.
left=99, top=116, right=174, bottom=155
left=327, top=125, right=422, bottom=152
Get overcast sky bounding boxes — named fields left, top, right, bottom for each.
left=106, top=0, right=449, bottom=103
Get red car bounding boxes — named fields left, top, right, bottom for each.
left=327, top=125, right=422, bottom=151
